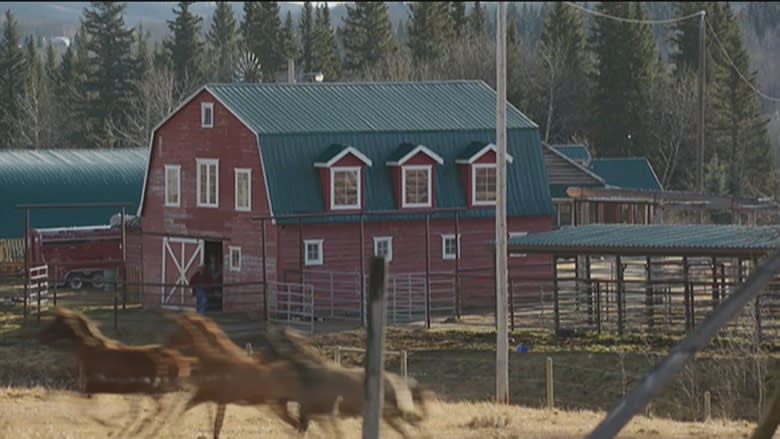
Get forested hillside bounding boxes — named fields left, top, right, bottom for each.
left=0, top=1, right=778, bottom=199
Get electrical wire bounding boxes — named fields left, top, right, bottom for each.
left=562, top=2, right=703, bottom=25
left=706, top=19, right=780, bottom=103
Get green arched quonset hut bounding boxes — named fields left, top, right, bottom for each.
left=0, top=148, right=147, bottom=239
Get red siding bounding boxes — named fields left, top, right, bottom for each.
left=139, top=89, right=277, bottom=312
left=277, top=215, right=552, bottom=310
left=474, top=149, right=497, bottom=164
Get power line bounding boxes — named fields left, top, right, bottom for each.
left=563, top=2, right=703, bottom=25
left=706, top=19, right=780, bottom=103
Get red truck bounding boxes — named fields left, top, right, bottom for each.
left=29, top=224, right=124, bottom=290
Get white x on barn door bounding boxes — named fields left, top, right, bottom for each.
left=161, top=237, right=204, bottom=307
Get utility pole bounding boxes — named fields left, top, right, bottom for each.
left=495, top=0, right=509, bottom=405
left=697, top=11, right=706, bottom=194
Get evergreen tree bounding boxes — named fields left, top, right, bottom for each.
left=242, top=2, right=282, bottom=80
left=279, top=11, right=299, bottom=70
left=0, top=10, right=26, bottom=145
left=299, top=1, right=315, bottom=74
left=206, top=1, right=239, bottom=82
left=450, top=2, right=468, bottom=39
left=135, top=25, right=151, bottom=82
left=469, top=1, right=486, bottom=39
left=539, top=1, right=592, bottom=142
left=163, top=1, right=204, bottom=96
left=340, top=2, right=396, bottom=73
left=407, top=2, right=454, bottom=63
left=44, top=40, right=57, bottom=81
left=81, top=1, right=137, bottom=148
left=589, top=2, right=657, bottom=157
left=311, top=4, right=341, bottom=81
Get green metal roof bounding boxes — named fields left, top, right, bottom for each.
left=507, top=224, right=780, bottom=256
left=589, top=158, right=663, bottom=191
left=386, top=143, right=419, bottom=163
left=0, top=148, right=146, bottom=238
left=261, top=129, right=554, bottom=224
left=314, top=144, right=350, bottom=163
left=206, top=80, right=538, bottom=134
left=456, top=141, right=490, bottom=161
left=552, top=144, right=591, bottom=162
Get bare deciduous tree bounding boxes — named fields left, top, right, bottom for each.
left=109, top=65, right=176, bottom=149
left=11, top=67, right=59, bottom=149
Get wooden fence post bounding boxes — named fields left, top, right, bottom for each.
left=546, top=356, right=554, bottom=410
left=113, top=294, right=118, bottom=331
left=362, top=256, right=389, bottom=439
left=704, top=390, right=711, bottom=422
left=334, top=346, right=342, bottom=365
left=245, top=343, right=253, bottom=357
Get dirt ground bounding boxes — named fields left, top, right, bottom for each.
left=0, top=387, right=759, bottom=439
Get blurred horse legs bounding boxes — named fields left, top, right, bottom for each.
left=213, top=402, right=227, bottom=439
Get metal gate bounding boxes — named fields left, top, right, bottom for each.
left=267, top=280, right=315, bottom=333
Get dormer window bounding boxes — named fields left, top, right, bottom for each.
left=456, top=142, right=513, bottom=208
left=314, top=144, right=372, bottom=211
left=402, top=165, right=431, bottom=208
left=330, top=167, right=360, bottom=209
left=386, top=143, right=444, bottom=209
left=201, top=102, right=214, bottom=128
left=473, top=164, right=497, bottom=205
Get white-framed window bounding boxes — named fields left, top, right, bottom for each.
left=196, top=158, right=219, bottom=207
left=234, top=168, right=251, bottom=211
left=509, top=232, right=528, bottom=258
left=472, top=164, right=497, bottom=206
left=304, top=239, right=323, bottom=266
left=229, top=246, right=241, bottom=271
left=442, top=234, right=461, bottom=260
left=330, top=166, right=361, bottom=210
left=402, top=165, right=432, bottom=208
left=201, top=102, right=214, bottom=128
left=164, top=164, right=181, bottom=207
left=373, top=236, right=393, bottom=262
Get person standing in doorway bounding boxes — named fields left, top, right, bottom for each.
left=189, top=264, right=212, bottom=315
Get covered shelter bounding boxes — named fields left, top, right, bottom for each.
left=0, top=148, right=146, bottom=239
left=507, top=224, right=780, bottom=337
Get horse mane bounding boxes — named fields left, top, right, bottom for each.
left=168, top=312, right=248, bottom=361
left=51, top=307, right=117, bottom=348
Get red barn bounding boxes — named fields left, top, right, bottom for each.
left=137, top=81, right=554, bottom=321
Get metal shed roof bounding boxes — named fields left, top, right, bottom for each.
left=552, top=144, right=591, bottom=163
left=507, top=224, right=780, bottom=257
left=0, top=148, right=146, bottom=238
left=206, top=80, right=538, bottom=135
left=589, top=158, right=663, bottom=191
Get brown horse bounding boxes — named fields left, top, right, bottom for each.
left=161, top=311, right=304, bottom=439
left=166, top=312, right=432, bottom=438
left=37, top=307, right=198, bottom=438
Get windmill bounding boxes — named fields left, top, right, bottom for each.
left=234, top=50, right=262, bottom=83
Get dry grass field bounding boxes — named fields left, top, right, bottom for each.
left=0, top=387, right=759, bottom=439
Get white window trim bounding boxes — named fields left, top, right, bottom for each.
left=441, top=234, right=461, bottom=260
left=234, top=168, right=252, bottom=212
left=509, top=232, right=528, bottom=258
left=164, top=164, right=181, bottom=207
left=196, top=158, right=219, bottom=208
left=229, top=246, right=242, bottom=272
left=472, top=163, right=497, bottom=206
left=330, top=166, right=361, bottom=210
left=304, top=239, right=323, bottom=266
left=201, top=102, right=214, bottom=128
left=373, top=236, right=393, bottom=262
left=401, top=165, right=432, bottom=208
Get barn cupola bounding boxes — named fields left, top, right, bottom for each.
left=385, top=143, right=444, bottom=209
left=456, top=141, right=514, bottom=208
left=314, top=144, right=372, bottom=211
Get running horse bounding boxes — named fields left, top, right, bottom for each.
left=164, top=311, right=433, bottom=438
left=37, top=307, right=198, bottom=438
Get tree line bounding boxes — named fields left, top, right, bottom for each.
left=0, top=1, right=775, bottom=198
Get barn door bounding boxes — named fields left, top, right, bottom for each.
left=161, top=237, right=204, bottom=307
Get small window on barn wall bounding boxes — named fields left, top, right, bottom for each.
left=330, top=167, right=361, bottom=209
left=509, top=232, right=528, bottom=258
left=304, top=239, right=323, bottom=266
left=442, top=234, right=461, bottom=260
left=234, top=168, right=251, bottom=211
left=473, top=164, right=497, bottom=206
left=164, top=165, right=181, bottom=207
left=373, top=236, right=393, bottom=262
left=229, top=246, right=241, bottom=272
left=402, top=165, right=432, bottom=208
left=201, top=102, right=214, bottom=128
left=196, top=158, right=219, bottom=207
